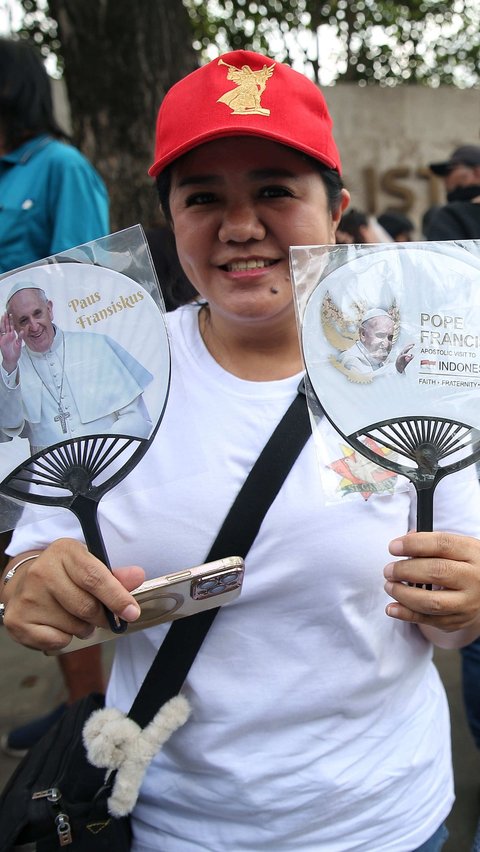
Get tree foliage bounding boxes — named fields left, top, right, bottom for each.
left=185, top=0, right=480, bottom=87
left=16, top=0, right=480, bottom=88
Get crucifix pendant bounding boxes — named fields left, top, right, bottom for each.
left=54, top=406, right=71, bottom=433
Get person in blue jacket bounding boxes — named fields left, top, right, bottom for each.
left=0, top=37, right=109, bottom=272
left=0, top=36, right=110, bottom=756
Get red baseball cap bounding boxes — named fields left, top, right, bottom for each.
left=148, top=50, right=341, bottom=177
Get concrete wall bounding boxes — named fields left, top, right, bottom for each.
left=53, top=78, right=480, bottom=237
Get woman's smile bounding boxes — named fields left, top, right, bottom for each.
left=169, top=136, right=347, bottom=328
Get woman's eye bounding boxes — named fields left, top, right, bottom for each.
left=260, top=185, right=294, bottom=199
left=185, top=192, right=215, bottom=207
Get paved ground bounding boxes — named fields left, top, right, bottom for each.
left=0, top=632, right=478, bottom=849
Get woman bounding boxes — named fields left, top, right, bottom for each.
left=0, top=36, right=109, bottom=756
left=0, top=37, right=109, bottom=271
left=2, top=51, right=480, bottom=852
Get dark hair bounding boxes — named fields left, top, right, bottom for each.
left=305, top=157, right=345, bottom=215
left=377, top=210, right=414, bottom=239
left=338, top=208, right=369, bottom=243
left=155, top=154, right=344, bottom=224
left=0, top=37, right=67, bottom=150
left=144, top=225, right=197, bottom=311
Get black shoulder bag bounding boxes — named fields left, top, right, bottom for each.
left=0, top=390, right=311, bottom=852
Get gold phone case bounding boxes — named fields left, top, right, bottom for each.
left=50, top=556, right=245, bottom=655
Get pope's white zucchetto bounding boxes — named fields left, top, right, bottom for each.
left=361, top=308, right=391, bottom=325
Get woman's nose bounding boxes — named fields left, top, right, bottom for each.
left=218, top=202, right=266, bottom=243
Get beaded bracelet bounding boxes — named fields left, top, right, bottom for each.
left=3, top=553, right=39, bottom=585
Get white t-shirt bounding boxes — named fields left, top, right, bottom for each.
left=10, top=304, right=480, bottom=851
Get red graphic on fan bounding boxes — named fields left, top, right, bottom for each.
left=329, top=437, right=397, bottom=500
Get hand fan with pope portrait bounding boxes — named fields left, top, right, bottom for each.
left=0, top=226, right=170, bottom=633
left=291, top=240, right=480, bottom=533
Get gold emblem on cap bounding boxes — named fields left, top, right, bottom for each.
left=217, top=59, right=275, bottom=116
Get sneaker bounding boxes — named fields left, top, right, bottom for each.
left=0, top=702, right=68, bottom=758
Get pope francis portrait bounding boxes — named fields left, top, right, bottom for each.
left=0, top=281, right=153, bottom=455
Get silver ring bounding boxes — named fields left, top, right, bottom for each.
left=0, top=602, right=6, bottom=625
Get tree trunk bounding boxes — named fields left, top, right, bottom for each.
left=48, top=0, right=198, bottom=231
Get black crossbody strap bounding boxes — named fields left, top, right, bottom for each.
left=129, top=389, right=311, bottom=727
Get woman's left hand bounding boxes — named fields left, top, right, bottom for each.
left=384, top=531, right=480, bottom=646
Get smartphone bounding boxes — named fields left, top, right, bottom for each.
left=51, top=556, right=245, bottom=655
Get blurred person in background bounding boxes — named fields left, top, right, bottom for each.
left=378, top=210, right=415, bottom=242
left=0, top=37, right=109, bottom=271
left=426, top=144, right=480, bottom=240
left=421, top=205, right=442, bottom=239
left=336, top=207, right=392, bottom=244
left=0, top=36, right=109, bottom=758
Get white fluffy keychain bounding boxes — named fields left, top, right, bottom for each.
left=83, top=694, right=191, bottom=816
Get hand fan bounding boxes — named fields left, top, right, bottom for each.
left=0, top=233, right=170, bottom=633
left=293, top=240, right=480, bottom=532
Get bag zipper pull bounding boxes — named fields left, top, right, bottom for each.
left=32, top=787, right=62, bottom=801
left=55, top=812, right=73, bottom=846
left=31, top=788, right=73, bottom=846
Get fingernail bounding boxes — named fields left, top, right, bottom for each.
left=384, top=581, right=394, bottom=596
left=386, top=604, right=400, bottom=618
left=120, top=603, right=141, bottom=621
left=384, top=562, right=395, bottom=580
left=389, top=538, right=404, bottom=556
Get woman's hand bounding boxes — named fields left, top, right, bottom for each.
left=384, top=531, right=480, bottom=648
left=2, top=538, right=144, bottom=652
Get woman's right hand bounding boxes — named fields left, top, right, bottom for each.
left=1, top=538, right=144, bottom=652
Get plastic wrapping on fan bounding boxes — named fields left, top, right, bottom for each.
left=290, top=239, right=480, bottom=509
left=0, top=225, right=171, bottom=533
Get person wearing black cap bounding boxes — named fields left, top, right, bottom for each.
left=426, top=144, right=480, bottom=240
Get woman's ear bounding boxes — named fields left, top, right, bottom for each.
left=331, top=189, right=350, bottom=241
left=333, top=189, right=351, bottom=228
